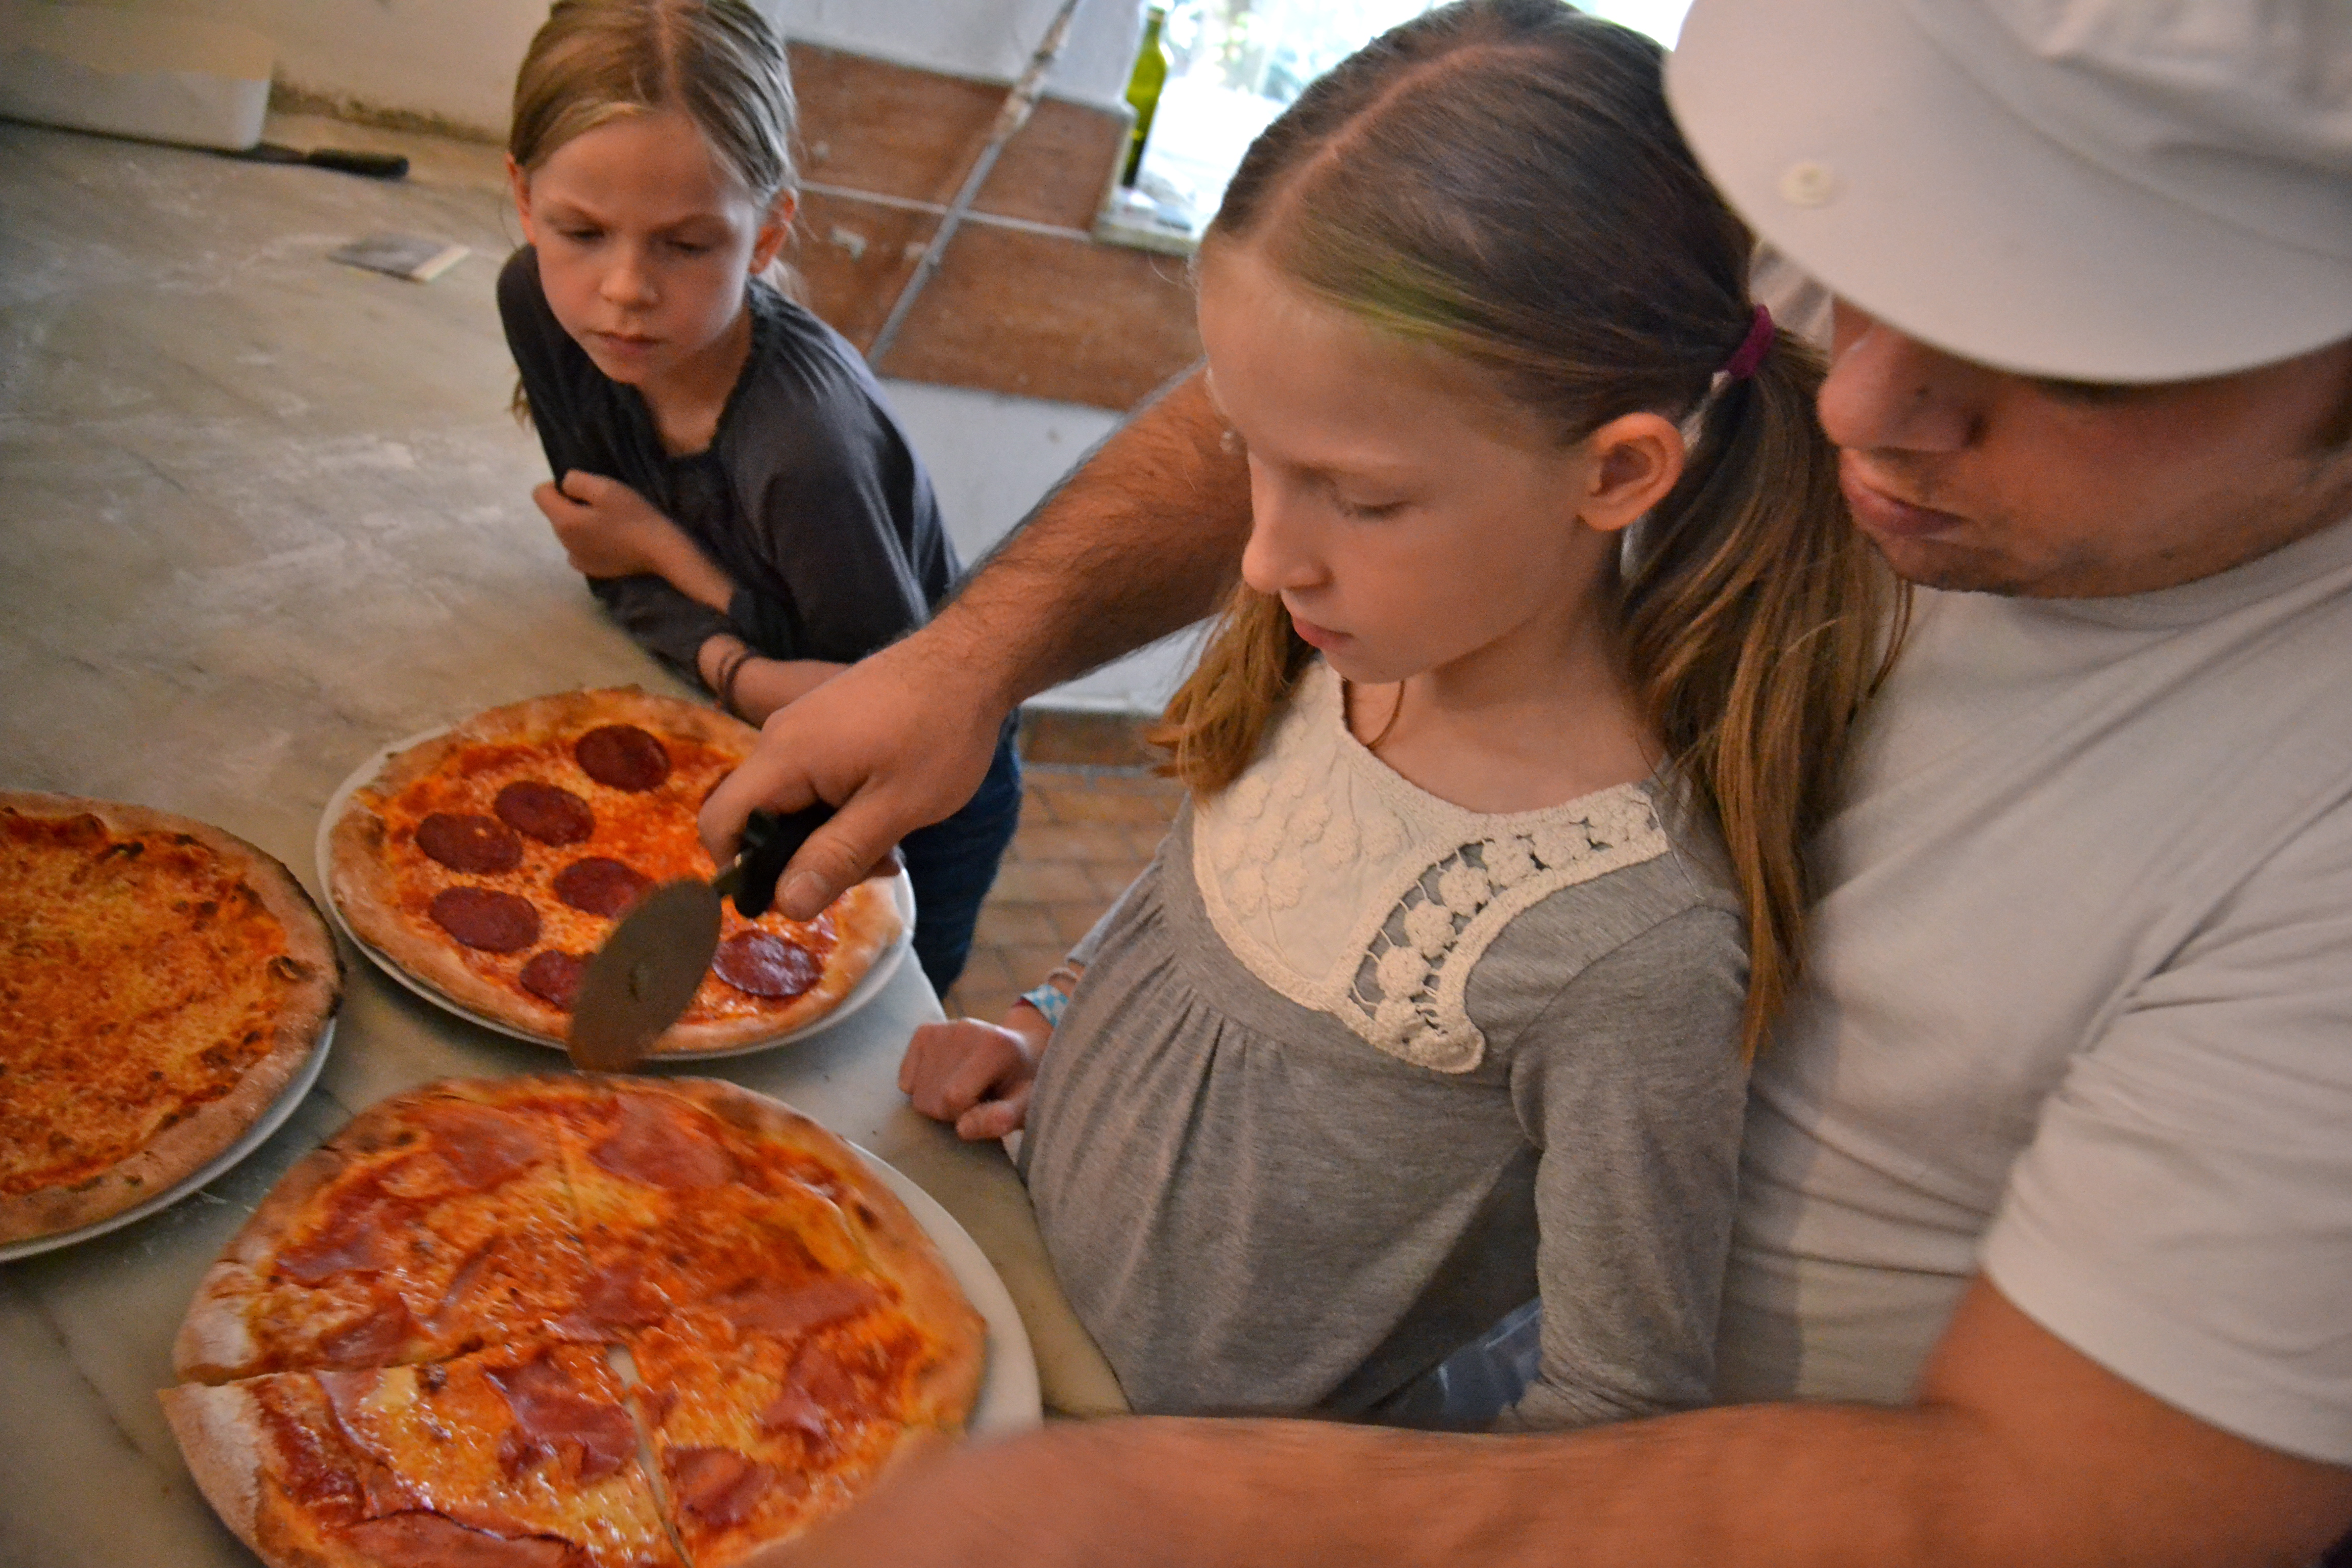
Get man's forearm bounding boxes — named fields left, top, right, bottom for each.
left=781, top=1283, right=2350, bottom=1568
left=786, top=1408, right=1975, bottom=1568
left=928, top=368, right=1251, bottom=709
left=950, top=1399, right=2329, bottom=1568
left=982, top=1408, right=1961, bottom=1568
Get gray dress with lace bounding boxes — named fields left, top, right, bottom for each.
left=1019, top=663, right=1750, bottom=1427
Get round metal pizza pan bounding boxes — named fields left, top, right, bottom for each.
left=854, top=1144, right=1043, bottom=1434
left=317, top=726, right=917, bottom=1060
left=0, top=1017, right=336, bottom=1264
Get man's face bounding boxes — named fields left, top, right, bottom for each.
left=1819, top=304, right=2352, bottom=598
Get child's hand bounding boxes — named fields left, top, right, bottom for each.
left=729, top=656, right=850, bottom=723
left=533, top=472, right=733, bottom=611
left=899, top=1010, right=1049, bottom=1142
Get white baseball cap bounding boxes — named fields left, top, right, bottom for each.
left=1665, top=0, right=2352, bottom=382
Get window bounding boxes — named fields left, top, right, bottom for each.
left=1102, top=0, right=1694, bottom=247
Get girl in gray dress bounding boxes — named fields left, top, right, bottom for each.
left=902, top=0, right=1904, bottom=1428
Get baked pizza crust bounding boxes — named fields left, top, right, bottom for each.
left=0, top=794, right=341, bottom=1246
left=327, top=690, right=901, bottom=1054
left=173, top=1124, right=365, bottom=1383
left=164, top=1379, right=380, bottom=1568
left=175, top=1079, right=985, bottom=1414
left=165, top=1364, right=686, bottom=1568
left=329, top=803, right=517, bottom=1027
left=158, top=1382, right=267, bottom=1558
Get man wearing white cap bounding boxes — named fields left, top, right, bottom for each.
left=714, top=1, right=2352, bottom=1562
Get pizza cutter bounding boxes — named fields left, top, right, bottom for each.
left=568, top=804, right=831, bottom=1071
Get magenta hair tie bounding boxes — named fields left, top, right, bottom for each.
left=1722, top=305, right=1776, bottom=381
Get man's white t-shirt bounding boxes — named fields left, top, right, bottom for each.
left=1714, top=510, right=2352, bottom=1464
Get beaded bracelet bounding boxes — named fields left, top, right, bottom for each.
left=712, top=645, right=753, bottom=719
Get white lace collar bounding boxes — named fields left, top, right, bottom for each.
left=1192, top=662, right=1669, bottom=1072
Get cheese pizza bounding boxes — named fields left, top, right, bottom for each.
left=0, top=793, right=339, bottom=1246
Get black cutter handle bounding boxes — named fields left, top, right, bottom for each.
left=732, top=803, right=836, bottom=919
left=305, top=148, right=410, bottom=179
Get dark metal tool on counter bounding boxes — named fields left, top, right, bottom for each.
left=221, top=142, right=410, bottom=178
left=568, top=803, right=832, bottom=1071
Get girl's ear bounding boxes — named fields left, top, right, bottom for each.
left=1578, top=411, right=1685, bottom=534
left=750, top=189, right=798, bottom=274
left=506, top=154, right=538, bottom=242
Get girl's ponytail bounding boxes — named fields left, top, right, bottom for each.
left=1624, top=329, right=1905, bottom=1058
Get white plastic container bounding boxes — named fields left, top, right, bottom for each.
left=0, top=5, right=274, bottom=152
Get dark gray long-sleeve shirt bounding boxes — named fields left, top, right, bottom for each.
left=498, top=248, right=956, bottom=677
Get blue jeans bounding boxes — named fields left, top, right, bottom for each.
left=897, top=720, right=1022, bottom=997
left=1376, top=1298, right=1542, bottom=1430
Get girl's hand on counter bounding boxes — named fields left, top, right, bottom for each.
left=535, top=470, right=734, bottom=609
left=900, top=1011, right=1049, bottom=1141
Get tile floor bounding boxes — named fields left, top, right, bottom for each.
left=941, top=715, right=1185, bottom=1022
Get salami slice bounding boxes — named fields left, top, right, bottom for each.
left=517, top=950, right=587, bottom=1011
left=553, top=857, right=653, bottom=918
left=574, top=725, right=670, bottom=792
left=587, top=1096, right=737, bottom=1190
left=668, top=1448, right=789, bottom=1529
left=494, top=781, right=594, bottom=846
left=340, top=1513, right=574, bottom=1568
left=713, top=932, right=820, bottom=998
left=484, top=1356, right=636, bottom=1483
left=712, top=1276, right=879, bottom=1338
left=414, top=814, right=523, bottom=874
left=319, top=1296, right=419, bottom=1367
left=429, top=888, right=541, bottom=953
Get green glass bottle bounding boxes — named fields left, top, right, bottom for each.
left=1120, top=7, right=1170, bottom=188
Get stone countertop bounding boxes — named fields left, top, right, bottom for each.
left=0, top=115, right=1122, bottom=1568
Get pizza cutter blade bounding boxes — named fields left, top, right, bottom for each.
left=566, top=805, right=829, bottom=1071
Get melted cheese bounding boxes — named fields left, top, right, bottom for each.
left=0, top=812, right=293, bottom=1196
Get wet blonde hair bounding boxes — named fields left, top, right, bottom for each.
left=1150, top=0, right=1908, bottom=1058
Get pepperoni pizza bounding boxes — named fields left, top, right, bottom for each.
left=326, top=690, right=902, bottom=1054
left=163, top=1074, right=987, bottom=1568
left=0, top=793, right=340, bottom=1246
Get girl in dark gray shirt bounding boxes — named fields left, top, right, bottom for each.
left=499, top=0, right=1016, bottom=992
